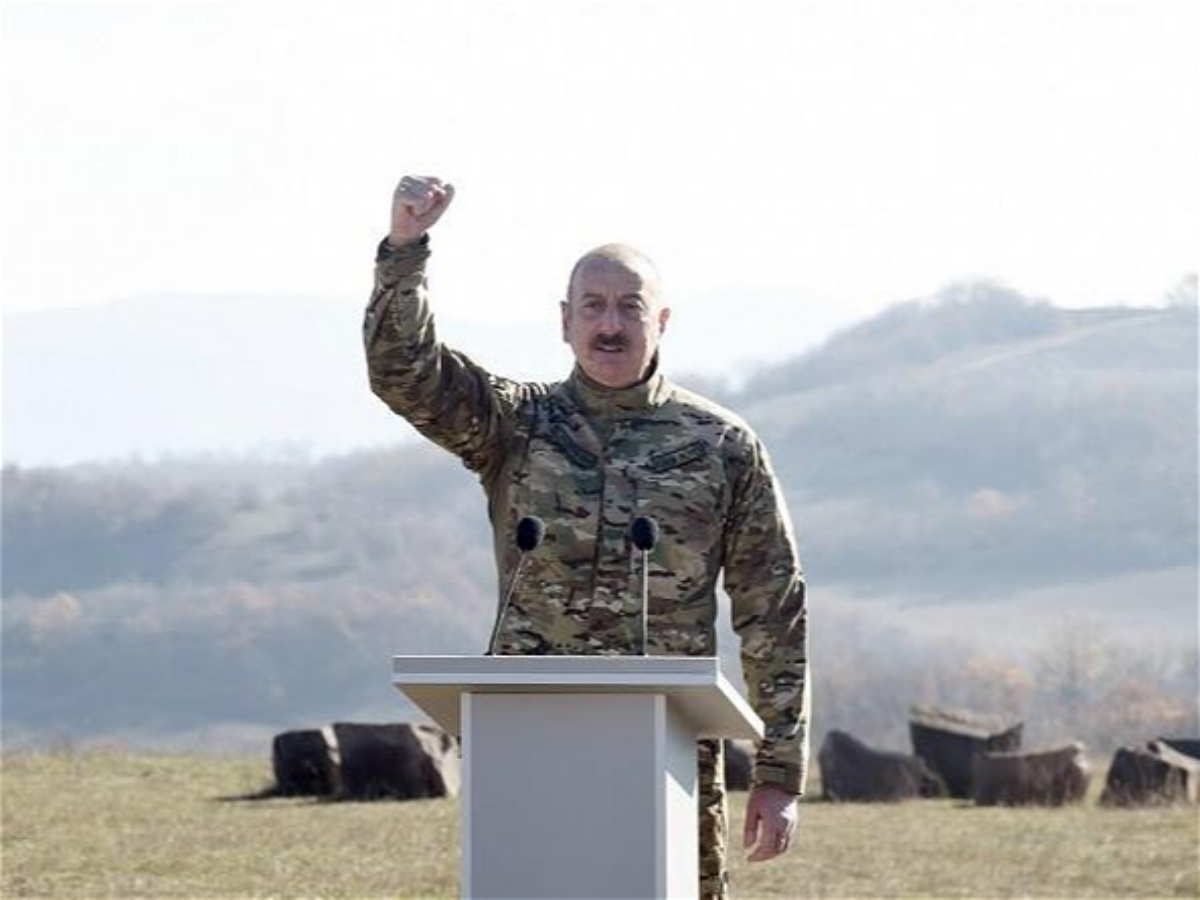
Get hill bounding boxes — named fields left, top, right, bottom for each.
left=737, top=283, right=1197, bottom=593
left=2, top=284, right=1196, bottom=752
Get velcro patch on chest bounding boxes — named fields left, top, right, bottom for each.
left=645, top=440, right=709, bottom=473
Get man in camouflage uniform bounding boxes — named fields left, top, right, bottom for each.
left=364, top=175, right=808, bottom=899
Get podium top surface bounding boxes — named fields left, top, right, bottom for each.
left=392, top=654, right=764, bottom=741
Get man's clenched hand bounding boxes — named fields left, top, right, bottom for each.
left=390, top=175, right=455, bottom=246
left=743, top=784, right=799, bottom=863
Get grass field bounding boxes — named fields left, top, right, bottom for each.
left=2, top=751, right=1197, bottom=899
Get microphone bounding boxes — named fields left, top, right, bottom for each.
left=516, top=515, right=546, bottom=553
left=486, top=516, right=545, bottom=655
left=630, top=516, right=659, bottom=655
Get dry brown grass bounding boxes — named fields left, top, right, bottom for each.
left=2, top=751, right=1196, bottom=899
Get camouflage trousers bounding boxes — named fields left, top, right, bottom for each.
left=698, top=738, right=728, bottom=900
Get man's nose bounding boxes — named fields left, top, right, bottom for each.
left=596, top=306, right=623, bottom=333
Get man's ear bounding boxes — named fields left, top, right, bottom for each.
left=560, top=300, right=570, bottom=343
left=657, top=306, right=671, bottom=335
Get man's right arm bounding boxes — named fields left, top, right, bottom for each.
left=363, top=177, right=516, bottom=475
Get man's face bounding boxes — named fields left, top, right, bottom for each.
left=561, top=256, right=671, bottom=389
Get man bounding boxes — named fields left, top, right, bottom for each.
left=364, top=175, right=808, bottom=899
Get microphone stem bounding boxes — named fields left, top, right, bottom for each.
left=487, top=553, right=526, bottom=656
left=640, top=549, right=649, bottom=656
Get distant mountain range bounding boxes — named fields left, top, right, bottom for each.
left=3, top=282, right=1196, bottom=752
left=1, top=285, right=850, bottom=466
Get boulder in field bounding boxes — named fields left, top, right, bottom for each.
left=723, top=739, right=754, bottom=791
left=332, top=722, right=460, bottom=801
left=1158, top=738, right=1200, bottom=762
left=1100, top=740, right=1200, bottom=807
left=909, top=705, right=1023, bottom=799
left=971, top=743, right=1090, bottom=806
left=818, top=729, right=947, bottom=802
left=272, top=727, right=340, bottom=796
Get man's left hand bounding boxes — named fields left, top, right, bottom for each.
left=743, top=784, right=799, bottom=862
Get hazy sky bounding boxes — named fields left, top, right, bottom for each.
left=2, top=0, right=1196, bottom=332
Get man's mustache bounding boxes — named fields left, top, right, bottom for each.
left=592, top=335, right=628, bottom=351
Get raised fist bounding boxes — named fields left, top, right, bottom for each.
left=390, top=175, right=455, bottom=246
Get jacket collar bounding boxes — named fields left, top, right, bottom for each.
left=565, top=355, right=673, bottom=422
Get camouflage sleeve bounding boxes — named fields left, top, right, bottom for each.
left=363, top=235, right=518, bottom=476
left=722, top=435, right=809, bottom=795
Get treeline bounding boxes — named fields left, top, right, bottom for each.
left=5, top=575, right=1193, bottom=756
left=815, top=610, right=1196, bottom=754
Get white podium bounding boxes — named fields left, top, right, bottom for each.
left=392, top=655, right=763, bottom=900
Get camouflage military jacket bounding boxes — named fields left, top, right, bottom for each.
left=363, top=236, right=809, bottom=794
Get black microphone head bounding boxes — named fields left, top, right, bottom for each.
left=630, top=516, right=660, bottom=551
left=515, top=516, right=545, bottom=552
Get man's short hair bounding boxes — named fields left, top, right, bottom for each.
left=566, top=243, right=662, bottom=301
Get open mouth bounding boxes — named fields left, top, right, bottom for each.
left=594, top=340, right=627, bottom=355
